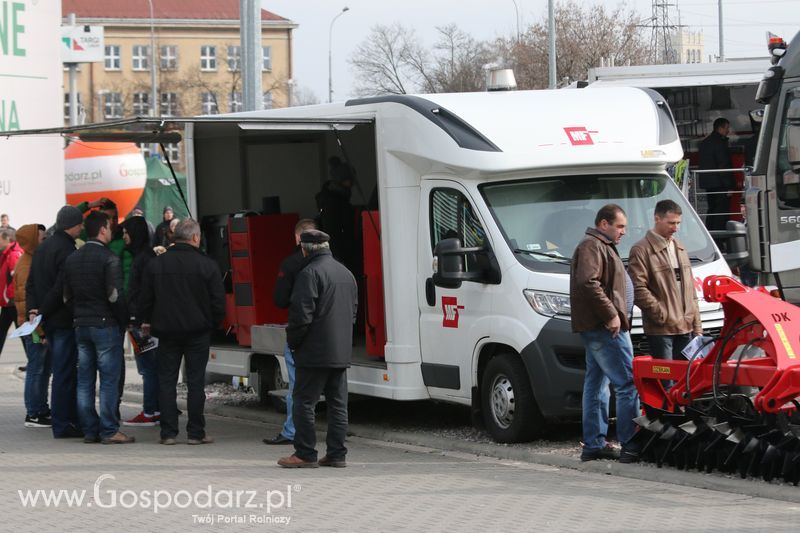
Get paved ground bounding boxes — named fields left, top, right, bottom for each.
left=2, top=339, right=800, bottom=532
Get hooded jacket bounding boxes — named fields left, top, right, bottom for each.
left=13, top=225, right=42, bottom=325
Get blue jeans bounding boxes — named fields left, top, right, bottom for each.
left=49, top=327, right=80, bottom=437
left=580, top=329, right=640, bottom=450
left=76, top=326, right=123, bottom=439
left=23, top=336, right=51, bottom=417
left=135, top=349, right=160, bottom=415
left=648, top=333, right=692, bottom=360
left=281, top=344, right=296, bottom=440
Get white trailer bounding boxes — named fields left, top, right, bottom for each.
left=1, top=88, right=731, bottom=442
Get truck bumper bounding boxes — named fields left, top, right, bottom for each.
left=519, top=318, right=586, bottom=422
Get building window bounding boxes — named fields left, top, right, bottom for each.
left=227, top=45, right=240, bottom=71
left=138, top=143, right=152, bottom=159
left=262, top=46, right=272, bottom=71
left=201, top=92, right=218, bottom=114
left=160, top=45, right=177, bottom=70
left=64, top=93, right=82, bottom=121
left=132, top=93, right=150, bottom=116
left=161, top=92, right=178, bottom=116
left=200, top=45, right=216, bottom=71
left=103, top=92, right=123, bottom=119
left=132, top=45, right=150, bottom=71
left=263, top=91, right=273, bottom=109
left=104, top=45, right=121, bottom=70
left=229, top=92, right=243, bottom=113
left=162, top=143, right=180, bottom=163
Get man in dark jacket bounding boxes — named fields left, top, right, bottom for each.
left=26, top=205, right=83, bottom=439
left=263, top=219, right=317, bottom=446
left=278, top=230, right=358, bottom=468
left=698, top=117, right=735, bottom=231
left=63, top=211, right=133, bottom=445
left=570, top=204, right=640, bottom=464
left=140, top=219, right=225, bottom=445
left=153, top=206, right=174, bottom=247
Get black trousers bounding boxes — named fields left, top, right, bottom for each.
left=157, top=333, right=209, bottom=440
left=0, top=305, right=19, bottom=355
left=292, top=366, right=348, bottom=462
left=705, top=188, right=730, bottom=231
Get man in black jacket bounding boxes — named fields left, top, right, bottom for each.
left=263, top=218, right=317, bottom=446
left=698, top=117, right=735, bottom=231
left=63, top=211, right=133, bottom=445
left=278, top=230, right=358, bottom=468
left=26, top=205, right=83, bottom=439
left=140, top=219, right=225, bottom=445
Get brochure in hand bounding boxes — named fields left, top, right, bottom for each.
left=128, top=327, right=159, bottom=354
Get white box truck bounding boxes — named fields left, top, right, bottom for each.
left=1, top=87, right=731, bottom=442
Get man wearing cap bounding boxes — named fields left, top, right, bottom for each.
left=26, top=205, right=84, bottom=438
left=154, top=206, right=174, bottom=248
left=278, top=229, right=358, bottom=468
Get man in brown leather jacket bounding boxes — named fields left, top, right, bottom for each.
left=628, top=199, right=702, bottom=361
left=570, top=204, right=640, bottom=464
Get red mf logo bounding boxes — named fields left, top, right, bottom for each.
left=563, top=126, right=595, bottom=146
left=442, top=296, right=465, bottom=328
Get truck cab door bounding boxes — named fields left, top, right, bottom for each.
left=417, top=179, right=499, bottom=400
left=749, top=85, right=800, bottom=301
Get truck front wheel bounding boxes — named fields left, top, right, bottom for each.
left=480, top=353, right=544, bottom=443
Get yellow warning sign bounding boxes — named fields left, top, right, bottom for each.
left=774, top=323, right=796, bottom=359
left=652, top=366, right=672, bottom=375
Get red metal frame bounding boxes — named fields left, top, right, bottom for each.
left=633, top=275, right=800, bottom=414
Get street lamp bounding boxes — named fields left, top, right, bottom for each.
left=328, top=6, right=350, bottom=103
left=511, top=0, right=520, bottom=43
left=147, top=0, right=158, bottom=158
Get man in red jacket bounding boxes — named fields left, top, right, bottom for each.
left=0, top=228, right=24, bottom=356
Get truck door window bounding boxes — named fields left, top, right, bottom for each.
left=776, top=88, right=800, bottom=208
left=430, top=188, right=486, bottom=260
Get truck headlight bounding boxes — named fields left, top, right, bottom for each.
left=523, top=290, right=571, bottom=319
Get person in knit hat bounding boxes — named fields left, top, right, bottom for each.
left=26, top=205, right=84, bottom=439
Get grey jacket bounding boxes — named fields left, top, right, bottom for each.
left=287, top=249, right=358, bottom=368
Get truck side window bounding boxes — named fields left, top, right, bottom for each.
left=776, top=89, right=800, bottom=208
left=430, top=188, right=486, bottom=255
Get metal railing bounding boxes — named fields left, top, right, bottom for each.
left=687, top=167, right=749, bottom=226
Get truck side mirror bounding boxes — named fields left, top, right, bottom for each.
left=432, top=237, right=501, bottom=287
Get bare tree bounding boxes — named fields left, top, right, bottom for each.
left=495, top=1, right=651, bottom=90
left=349, top=23, right=423, bottom=96
left=290, top=84, right=321, bottom=107
left=349, top=23, right=495, bottom=96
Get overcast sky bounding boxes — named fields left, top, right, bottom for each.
left=261, top=0, right=799, bottom=102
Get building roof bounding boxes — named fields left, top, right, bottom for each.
left=62, top=0, right=289, bottom=22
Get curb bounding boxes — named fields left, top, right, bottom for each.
left=122, top=389, right=800, bottom=503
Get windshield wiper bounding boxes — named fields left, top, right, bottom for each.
left=513, top=248, right=571, bottom=264
left=688, top=254, right=716, bottom=263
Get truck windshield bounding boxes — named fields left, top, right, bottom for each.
left=480, top=174, right=717, bottom=273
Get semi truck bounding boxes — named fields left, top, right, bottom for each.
left=1, top=87, right=731, bottom=442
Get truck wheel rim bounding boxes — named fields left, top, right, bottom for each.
left=490, top=374, right=515, bottom=429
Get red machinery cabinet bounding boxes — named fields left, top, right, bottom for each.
left=228, top=213, right=298, bottom=346
left=362, top=210, right=386, bottom=357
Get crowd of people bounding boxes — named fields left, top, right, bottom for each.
left=0, top=202, right=359, bottom=468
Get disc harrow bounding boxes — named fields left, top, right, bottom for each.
left=632, top=275, right=800, bottom=484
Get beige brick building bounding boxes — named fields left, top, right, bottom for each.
left=62, top=0, right=296, bottom=162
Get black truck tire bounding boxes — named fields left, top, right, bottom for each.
left=480, top=353, right=544, bottom=443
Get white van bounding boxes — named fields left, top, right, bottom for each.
left=3, top=87, right=730, bottom=442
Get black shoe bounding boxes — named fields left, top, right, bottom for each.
left=83, top=435, right=101, bottom=444
left=580, top=445, right=621, bottom=462
left=25, top=415, right=52, bottom=428
left=618, top=446, right=640, bottom=464
left=319, top=455, right=347, bottom=468
left=18, top=366, right=27, bottom=372
left=54, top=425, right=84, bottom=439
left=263, top=434, right=293, bottom=445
